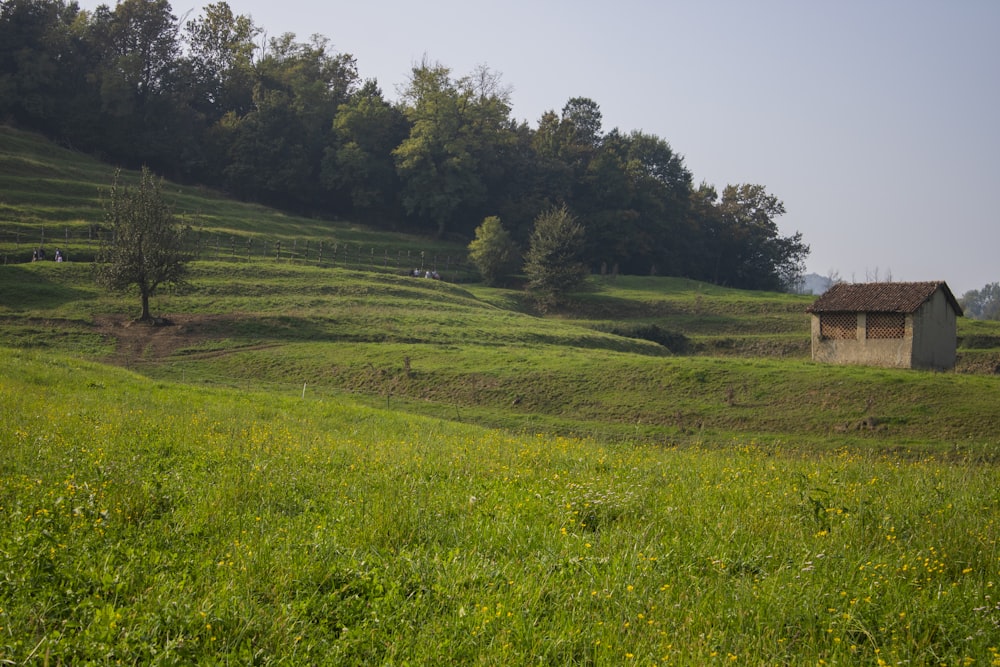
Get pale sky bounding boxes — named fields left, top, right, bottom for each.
left=79, top=0, right=1000, bottom=295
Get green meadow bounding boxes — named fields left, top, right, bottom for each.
left=2, top=127, right=1000, bottom=665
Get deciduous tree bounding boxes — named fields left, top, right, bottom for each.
left=88, top=0, right=186, bottom=167
left=0, top=0, right=89, bottom=136
left=96, top=167, right=190, bottom=322
left=183, top=1, right=260, bottom=120
left=394, top=60, right=514, bottom=237
left=711, top=184, right=808, bottom=291
left=467, top=216, right=518, bottom=286
left=322, top=79, right=408, bottom=223
left=561, top=96, right=603, bottom=149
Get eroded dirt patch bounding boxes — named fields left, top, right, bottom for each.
left=95, top=314, right=234, bottom=366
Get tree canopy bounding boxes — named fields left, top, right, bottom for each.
left=1, top=0, right=809, bottom=292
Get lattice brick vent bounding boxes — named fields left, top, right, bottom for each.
left=820, top=312, right=857, bottom=339
left=866, top=312, right=905, bottom=339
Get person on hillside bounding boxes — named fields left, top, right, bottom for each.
left=55, top=248, right=64, bottom=262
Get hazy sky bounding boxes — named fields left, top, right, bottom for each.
left=79, top=0, right=1000, bottom=294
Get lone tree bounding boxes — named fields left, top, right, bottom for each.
left=524, top=205, right=588, bottom=310
left=96, top=167, right=190, bottom=322
left=467, top=215, right=518, bottom=286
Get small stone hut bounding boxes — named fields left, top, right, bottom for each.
left=806, top=281, right=962, bottom=370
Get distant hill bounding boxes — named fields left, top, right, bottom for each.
left=799, top=272, right=833, bottom=295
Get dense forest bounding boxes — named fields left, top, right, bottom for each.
left=0, top=0, right=809, bottom=290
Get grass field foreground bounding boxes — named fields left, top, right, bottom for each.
left=2, top=349, right=999, bottom=665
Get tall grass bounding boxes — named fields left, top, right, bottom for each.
left=2, top=348, right=998, bottom=664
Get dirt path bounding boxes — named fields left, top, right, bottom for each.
left=95, top=314, right=226, bottom=366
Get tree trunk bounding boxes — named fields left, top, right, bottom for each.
left=139, top=290, right=151, bottom=321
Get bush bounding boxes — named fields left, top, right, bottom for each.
left=467, top=216, right=518, bottom=286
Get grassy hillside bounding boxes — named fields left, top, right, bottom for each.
left=3, top=124, right=1000, bottom=451
left=5, top=258, right=1000, bottom=452
left=2, top=125, right=1000, bottom=665
left=0, top=126, right=475, bottom=278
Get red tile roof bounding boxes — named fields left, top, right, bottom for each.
left=806, top=281, right=963, bottom=316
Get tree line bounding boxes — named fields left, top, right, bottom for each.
left=960, top=283, right=1000, bottom=321
left=0, top=0, right=809, bottom=291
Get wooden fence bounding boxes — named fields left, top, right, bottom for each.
left=0, top=225, right=477, bottom=280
